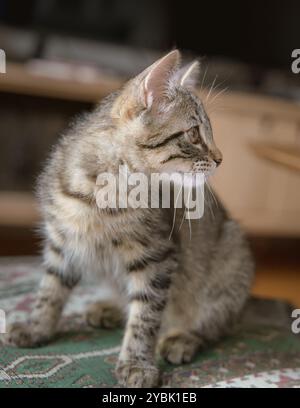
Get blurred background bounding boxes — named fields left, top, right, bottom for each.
left=0, top=0, right=299, bottom=306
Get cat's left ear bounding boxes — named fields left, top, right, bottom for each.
left=175, top=60, right=200, bottom=90
left=112, top=51, right=180, bottom=119
left=142, top=50, right=181, bottom=109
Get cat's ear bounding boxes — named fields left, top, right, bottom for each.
left=175, top=60, right=200, bottom=90
left=142, top=50, right=180, bottom=109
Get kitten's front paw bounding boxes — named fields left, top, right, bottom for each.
left=3, top=322, right=49, bottom=348
left=116, top=360, right=160, bottom=388
left=158, top=332, right=201, bottom=365
left=85, top=301, right=123, bottom=329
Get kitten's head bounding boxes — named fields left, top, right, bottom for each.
left=111, top=50, right=222, bottom=178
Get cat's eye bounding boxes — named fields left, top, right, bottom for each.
left=186, top=126, right=200, bottom=144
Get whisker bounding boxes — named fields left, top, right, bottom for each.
left=169, top=184, right=183, bottom=240
left=204, top=180, right=215, bottom=220
left=187, top=188, right=192, bottom=240
left=179, top=205, right=187, bottom=231
left=206, top=74, right=218, bottom=102
left=205, top=177, right=219, bottom=209
left=208, top=77, right=227, bottom=95
left=200, top=65, right=208, bottom=93
left=207, top=86, right=229, bottom=107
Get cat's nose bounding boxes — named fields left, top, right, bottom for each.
left=211, top=149, right=223, bottom=167
left=214, top=157, right=223, bottom=167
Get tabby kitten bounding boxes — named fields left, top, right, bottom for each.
left=4, top=50, right=254, bottom=387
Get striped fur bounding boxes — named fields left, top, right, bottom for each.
left=5, top=50, right=254, bottom=388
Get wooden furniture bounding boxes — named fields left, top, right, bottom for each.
left=0, top=192, right=38, bottom=227
left=250, top=142, right=300, bottom=173
left=0, top=62, right=122, bottom=102
left=208, top=91, right=300, bottom=236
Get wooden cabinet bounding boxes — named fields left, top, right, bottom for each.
left=209, top=92, right=300, bottom=236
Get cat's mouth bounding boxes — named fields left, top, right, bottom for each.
left=192, top=160, right=217, bottom=176
left=159, top=158, right=217, bottom=182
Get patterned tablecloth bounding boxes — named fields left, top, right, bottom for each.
left=0, top=257, right=299, bottom=388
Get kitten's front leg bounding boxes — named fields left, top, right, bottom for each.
left=4, top=271, right=73, bottom=347
left=116, top=244, right=178, bottom=388
left=3, top=241, right=80, bottom=348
